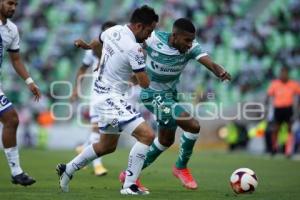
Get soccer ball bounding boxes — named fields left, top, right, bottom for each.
left=230, top=168, right=258, bottom=194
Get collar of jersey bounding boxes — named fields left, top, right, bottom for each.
left=124, top=25, right=136, bottom=42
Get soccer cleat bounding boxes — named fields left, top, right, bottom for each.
left=120, top=184, right=149, bottom=195
left=94, top=163, right=108, bottom=176
left=172, top=166, right=198, bottom=190
left=56, top=163, right=73, bottom=192
left=119, top=171, right=149, bottom=192
left=11, top=172, right=36, bottom=186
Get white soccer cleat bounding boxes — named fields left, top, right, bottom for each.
left=56, top=163, right=72, bottom=192
left=120, top=184, right=150, bottom=195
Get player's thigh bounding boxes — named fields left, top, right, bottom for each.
left=132, top=121, right=155, bottom=145
left=140, top=89, right=178, bottom=129
left=158, top=128, right=176, bottom=147
left=0, top=94, right=18, bottom=125
left=176, top=111, right=200, bottom=134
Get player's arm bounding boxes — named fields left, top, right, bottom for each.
left=74, top=39, right=91, bottom=50
left=134, top=71, right=149, bottom=88
left=90, top=39, right=103, bottom=58
left=74, top=39, right=103, bottom=58
left=265, top=81, right=275, bottom=105
left=128, top=44, right=149, bottom=88
left=9, top=52, right=41, bottom=101
left=198, top=55, right=231, bottom=81
left=71, top=64, right=89, bottom=101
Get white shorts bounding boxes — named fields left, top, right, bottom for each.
left=90, top=93, right=144, bottom=134
left=0, top=91, right=13, bottom=116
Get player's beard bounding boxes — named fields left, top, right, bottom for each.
left=6, top=10, right=15, bottom=18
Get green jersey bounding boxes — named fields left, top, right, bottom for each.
left=145, top=31, right=207, bottom=90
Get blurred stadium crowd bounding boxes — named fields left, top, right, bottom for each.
left=1, top=0, right=299, bottom=150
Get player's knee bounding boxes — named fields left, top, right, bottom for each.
left=139, top=128, right=155, bottom=145
left=99, top=146, right=116, bottom=155
left=144, top=129, right=155, bottom=145
left=185, top=120, right=200, bottom=133
left=159, top=136, right=174, bottom=147
left=105, top=146, right=117, bottom=154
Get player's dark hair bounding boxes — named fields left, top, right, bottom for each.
left=101, top=21, right=117, bottom=31
left=173, top=18, right=195, bottom=33
left=280, top=66, right=289, bottom=73
left=130, top=5, right=159, bottom=25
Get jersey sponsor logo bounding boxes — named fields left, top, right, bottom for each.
left=134, top=54, right=145, bottom=65
left=150, top=60, right=182, bottom=73
left=0, top=95, right=9, bottom=106
left=157, top=42, right=163, bottom=49
left=112, top=31, right=121, bottom=41
left=107, top=35, right=124, bottom=53
left=151, top=51, right=159, bottom=57
left=111, top=118, right=119, bottom=127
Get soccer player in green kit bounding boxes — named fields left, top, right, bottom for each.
left=119, top=18, right=231, bottom=191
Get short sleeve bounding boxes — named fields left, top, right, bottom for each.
left=189, top=40, right=207, bottom=60
left=128, top=44, right=146, bottom=73
left=82, top=50, right=94, bottom=67
left=7, top=27, right=20, bottom=52
left=99, top=30, right=107, bottom=43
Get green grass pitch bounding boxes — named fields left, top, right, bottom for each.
left=0, top=148, right=299, bottom=200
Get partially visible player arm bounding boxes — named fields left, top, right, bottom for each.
left=9, top=52, right=41, bottom=101
left=74, top=39, right=103, bottom=58
left=128, top=44, right=149, bottom=88
left=198, top=55, right=231, bottom=81
left=134, top=71, right=149, bottom=88
left=71, top=64, right=89, bottom=101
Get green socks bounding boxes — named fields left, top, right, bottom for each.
left=175, top=132, right=199, bottom=169
left=142, top=138, right=168, bottom=170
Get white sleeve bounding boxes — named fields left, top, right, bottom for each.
left=100, top=30, right=107, bottom=42
left=8, top=27, right=20, bottom=51
left=189, top=40, right=207, bottom=60
left=128, top=44, right=146, bottom=73
left=82, top=50, right=94, bottom=67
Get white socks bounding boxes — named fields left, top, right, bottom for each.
left=66, top=145, right=97, bottom=175
left=4, top=147, right=23, bottom=176
left=124, top=141, right=150, bottom=188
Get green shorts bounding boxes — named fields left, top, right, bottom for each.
left=140, top=88, right=186, bottom=129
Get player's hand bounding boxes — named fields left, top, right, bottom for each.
left=218, top=71, right=231, bottom=82
left=28, top=83, right=41, bottom=102
left=70, top=89, right=78, bottom=102
left=74, top=39, right=88, bottom=49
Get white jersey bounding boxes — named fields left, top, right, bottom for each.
left=93, top=25, right=146, bottom=95
left=82, top=50, right=99, bottom=69
left=0, top=19, right=18, bottom=110
left=0, top=19, right=20, bottom=77
left=90, top=25, right=146, bottom=133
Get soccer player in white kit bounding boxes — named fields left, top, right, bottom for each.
left=57, top=5, right=159, bottom=195
left=71, top=21, right=117, bottom=176
left=0, top=0, right=41, bottom=186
